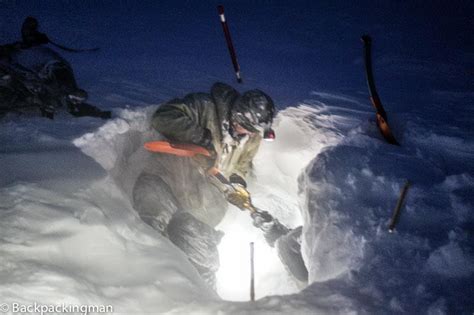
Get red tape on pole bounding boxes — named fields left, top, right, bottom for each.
left=218, top=5, right=242, bottom=83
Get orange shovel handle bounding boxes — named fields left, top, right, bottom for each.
left=144, top=141, right=211, bottom=157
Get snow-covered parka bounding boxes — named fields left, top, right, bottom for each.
left=151, top=82, right=262, bottom=179
left=133, top=83, right=270, bottom=234
left=132, top=83, right=272, bottom=287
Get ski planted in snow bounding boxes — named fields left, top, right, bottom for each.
left=361, top=35, right=399, bottom=145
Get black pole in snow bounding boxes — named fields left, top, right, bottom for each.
left=250, top=242, right=255, bottom=301
left=388, top=180, right=411, bottom=233
left=217, top=5, right=243, bottom=83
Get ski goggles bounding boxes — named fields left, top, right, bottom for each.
left=233, top=112, right=276, bottom=141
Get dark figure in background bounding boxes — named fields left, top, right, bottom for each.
left=21, top=16, right=50, bottom=48
left=0, top=16, right=110, bottom=119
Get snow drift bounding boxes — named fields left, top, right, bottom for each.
left=1, top=87, right=473, bottom=314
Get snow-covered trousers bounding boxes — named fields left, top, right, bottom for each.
left=132, top=153, right=228, bottom=288
left=276, top=226, right=308, bottom=285
left=167, top=211, right=224, bottom=289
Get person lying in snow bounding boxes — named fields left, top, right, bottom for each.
left=133, top=82, right=285, bottom=288
left=0, top=16, right=110, bottom=119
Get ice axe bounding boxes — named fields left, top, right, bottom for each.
left=144, top=140, right=290, bottom=246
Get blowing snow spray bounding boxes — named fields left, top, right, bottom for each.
left=144, top=140, right=291, bottom=243
left=217, top=5, right=242, bottom=83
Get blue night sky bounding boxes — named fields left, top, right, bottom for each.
left=0, top=2, right=473, bottom=312
left=1, top=1, right=472, bottom=114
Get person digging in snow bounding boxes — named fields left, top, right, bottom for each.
left=132, top=82, right=290, bottom=288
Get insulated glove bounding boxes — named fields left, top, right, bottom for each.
left=229, top=173, right=247, bottom=188
left=225, top=185, right=252, bottom=210
left=251, top=210, right=290, bottom=247
left=250, top=210, right=274, bottom=227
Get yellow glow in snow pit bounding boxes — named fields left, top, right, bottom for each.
left=216, top=209, right=299, bottom=301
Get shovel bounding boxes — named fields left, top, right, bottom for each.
left=144, top=140, right=290, bottom=246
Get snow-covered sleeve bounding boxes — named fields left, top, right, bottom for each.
left=233, top=135, right=262, bottom=178
left=151, top=98, right=212, bottom=148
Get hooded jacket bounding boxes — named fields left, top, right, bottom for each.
left=151, top=82, right=262, bottom=178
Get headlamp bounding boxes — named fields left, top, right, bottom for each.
left=263, top=128, right=276, bottom=141
left=232, top=111, right=275, bottom=141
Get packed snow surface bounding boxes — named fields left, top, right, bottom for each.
left=1, top=1, right=473, bottom=314
left=1, top=91, right=473, bottom=313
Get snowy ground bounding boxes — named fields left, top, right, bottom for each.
left=1, top=1, right=473, bottom=314
left=2, top=93, right=472, bottom=314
